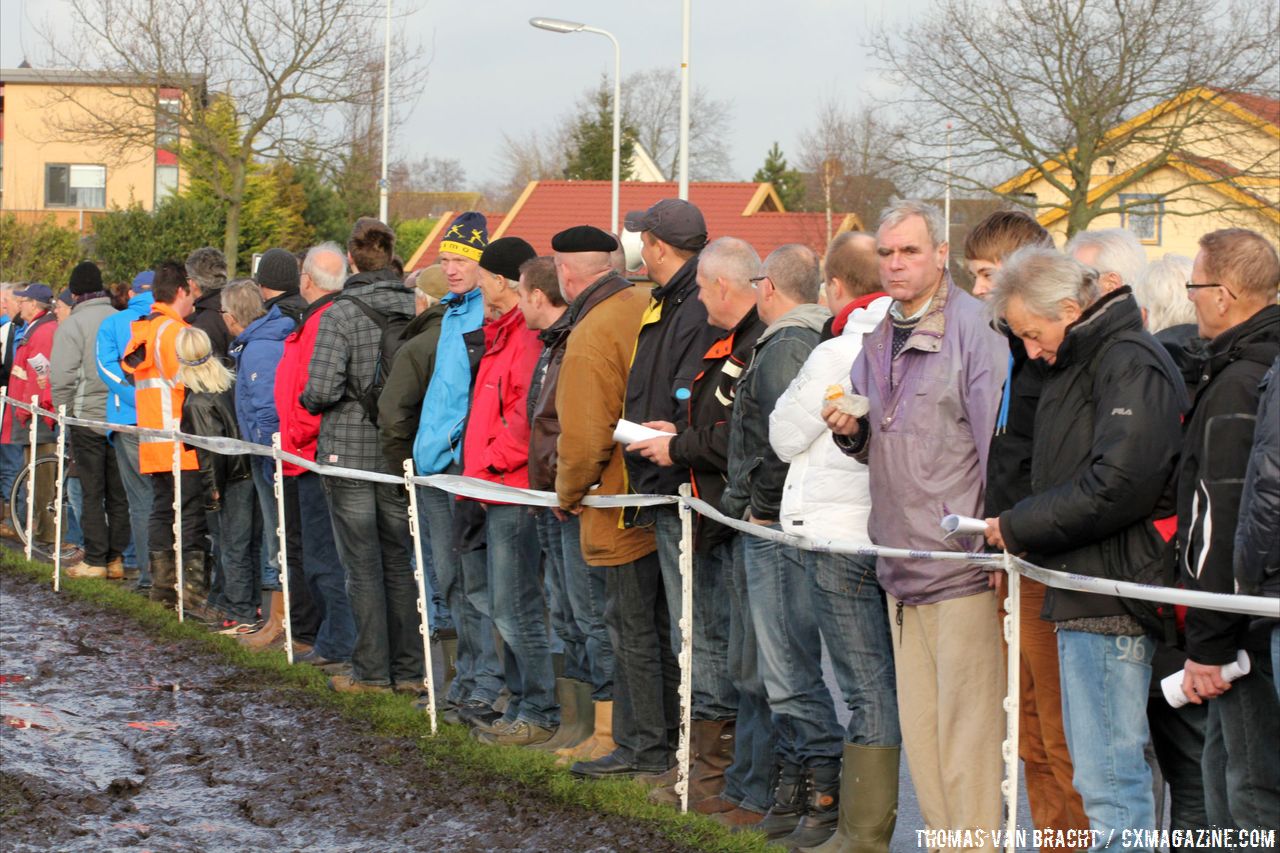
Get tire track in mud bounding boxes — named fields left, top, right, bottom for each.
left=0, top=572, right=694, bottom=852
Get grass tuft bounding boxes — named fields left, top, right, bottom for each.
left=0, top=551, right=770, bottom=853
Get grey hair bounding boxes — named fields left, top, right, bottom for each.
left=878, top=198, right=947, bottom=247
left=1137, top=253, right=1196, bottom=333
left=763, top=243, right=822, bottom=304
left=221, top=279, right=265, bottom=328
left=1065, top=228, right=1147, bottom=293
left=698, top=237, right=762, bottom=290
left=988, top=246, right=1100, bottom=322
left=304, top=242, right=348, bottom=292
left=184, top=247, right=228, bottom=292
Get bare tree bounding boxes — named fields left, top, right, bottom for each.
left=869, top=0, right=1279, bottom=237
left=40, top=0, right=426, bottom=273
left=797, top=99, right=906, bottom=236
left=620, top=68, right=733, bottom=181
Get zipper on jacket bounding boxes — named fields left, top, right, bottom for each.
left=895, top=600, right=904, bottom=643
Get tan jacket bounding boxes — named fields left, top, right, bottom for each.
left=556, top=277, right=656, bottom=567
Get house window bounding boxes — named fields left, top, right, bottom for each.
left=45, top=164, right=107, bottom=209
left=156, top=97, right=181, bottom=150
left=155, top=164, right=179, bottom=204
left=1120, top=193, right=1163, bottom=245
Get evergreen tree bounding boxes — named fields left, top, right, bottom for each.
left=753, top=142, right=805, bottom=210
left=564, top=85, right=637, bottom=182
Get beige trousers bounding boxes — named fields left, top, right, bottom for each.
left=890, top=589, right=1006, bottom=852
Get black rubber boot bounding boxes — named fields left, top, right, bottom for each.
left=758, top=762, right=807, bottom=840
left=797, top=744, right=900, bottom=853
left=782, top=763, right=841, bottom=848
left=148, top=551, right=177, bottom=608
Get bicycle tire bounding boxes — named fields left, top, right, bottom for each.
left=9, top=455, right=70, bottom=557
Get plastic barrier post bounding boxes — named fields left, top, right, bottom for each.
left=52, top=405, right=67, bottom=590
left=404, top=459, right=438, bottom=736
left=172, top=431, right=185, bottom=622
left=24, top=396, right=38, bottom=562
left=1001, top=552, right=1020, bottom=853
left=272, top=434, right=296, bottom=664
left=0, top=387, right=7, bottom=446
left=675, top=484, right=695, bottom=813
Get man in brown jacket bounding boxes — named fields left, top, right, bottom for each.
left=552, top=225, right=661, bottom=778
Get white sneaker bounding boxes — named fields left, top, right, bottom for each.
left=65, top=561, right=107, bottom=579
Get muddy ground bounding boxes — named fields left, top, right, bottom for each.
left=0, top=571, right=695, bottom=852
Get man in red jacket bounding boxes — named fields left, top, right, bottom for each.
left=460, top=237, right=558, bottom=747
left=7, top=284, right=58, bottom=546
left=272, top=242, right=356, bottom=664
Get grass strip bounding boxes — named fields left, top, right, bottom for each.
left=0, top=551, right=771, bottom=853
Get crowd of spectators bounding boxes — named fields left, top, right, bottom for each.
left=0, top=199, right=1276, bottom=850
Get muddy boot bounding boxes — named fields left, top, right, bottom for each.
left=554, top=700, right=615, bottom=766
left=532, top=679, right=592, bottom=751
left=649, top=718, right=736, bottom=807
left=241, top=592, right=285, bottom=650
left=440, top=636, right=459, bottom=685
left=180, top=551, right=214, bottom=621
left=799, top=744, right=899, bottom=853
left=148, top=551, right=178, bottom=608
left=782, top=763, right=840, bottom=848
left=758, top=762, right=807, bottom=841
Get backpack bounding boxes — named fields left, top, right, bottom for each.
left=335, top=294, right=411, bottom=427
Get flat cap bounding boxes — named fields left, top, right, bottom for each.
left=551, top=225, right=619, bottom=253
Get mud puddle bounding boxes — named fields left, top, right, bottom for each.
left=0, top=571, right=693, bottom=852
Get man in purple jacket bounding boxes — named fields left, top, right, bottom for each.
left=825, top=199, right=1008, bottom=848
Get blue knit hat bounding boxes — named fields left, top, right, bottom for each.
left=439, top=211, right=489, bottom=262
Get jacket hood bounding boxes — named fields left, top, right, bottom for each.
left=841, top=295, right=891, bottom=337
left=1054, top=286, right=1143, bottom=370
left=759, top=302, right=831, bottom=342
left=128, top=291, right=156, bottom=312
left=236, top=305, right=295, bottom=346
left=401, top=301, right=445, bottom=340
left=343, top=268, right=401, bottom=290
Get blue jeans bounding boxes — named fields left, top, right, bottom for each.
left=410, top=493, right=451, bottom=634
left=748, top=535, right=843, bottom=769
left=419, top=485, right=501, bottom=706
left=252, top=462, right=281, bottom=588
left=65, top=476, right=84, bottom=549
left=807, top=551, right=900, bottom=746
left=321, top=476, right=421, bottom=686
left=1058, top=629, right=1156, bottom=852
left=486, top=504, right=557, bottom=728
left=653, top=510, right=737, bottom=721
left=0, top=441, right=23, bottom=500
left=210, top=477, right=258, bottom=623
left=537, top=511, right=589, bottom=683
left=1202, top=655, right=1280, bottom=830
left=560, top=514, right=614, bottom=700
left=722, top=534, right=777, bottom=813
left=297, top=472, right=355, bottom=661
left=112, top=432, right=152, bottom=585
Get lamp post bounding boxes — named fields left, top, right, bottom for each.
left=378, top=0, right=391, bottom=224
left=677, top=0, right=691, bottom=200
left=530, top=17, right=621, bottom=234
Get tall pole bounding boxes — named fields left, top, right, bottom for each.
left=378, top=0, right=392, bottom=224
left=677, top=0, right=691, bottom=199
left=608, top=31, right=621, bottom=235
left=944, top=121, right=953, bottom=245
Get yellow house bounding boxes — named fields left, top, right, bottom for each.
left=996, top=88, right=1280, bottom=258
left=0, top=67, right=201, bottom=232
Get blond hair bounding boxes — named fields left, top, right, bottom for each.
left=176, top=326, right=233, bottom=394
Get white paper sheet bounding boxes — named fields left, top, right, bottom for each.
left=613, top=419, right=673, bottom=445
left=940, top=514, right=988, bottom=539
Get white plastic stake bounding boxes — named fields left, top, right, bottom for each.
left=0, top=386, right=8, bottom=454
left=172, top=430, right=184, bottom=622
left=24, top=395, right=38, bottom=562
left=404, top=459, right=438, bottom=735
left=1001, top=552, right=1020, bottom=853
left=675, top=484, right=695, bottom=812
left=52, top=405, right=67, bottom=590
left=272, top=433, right=295, bottom=664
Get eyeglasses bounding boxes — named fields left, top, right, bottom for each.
left=749, top=275, right=769, bottom=289
left=1185, top=282, right=1238, bottom=299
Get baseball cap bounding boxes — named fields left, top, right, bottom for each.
left=624, top=199, right=708, bottom=251
left=14, top=283, right=54, bottom=304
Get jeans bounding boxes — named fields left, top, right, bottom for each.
left=722, top=535, right=777, bottom=813
left=0, top=441, right=22, bottom=499
left=321, top=476, right=421, bottom=686
left=1201, top=655, right=1280, bottom=830
left=748, top=535, right=843, bottom=769
left=807, top=551, right=900, bottom=746
left=148, top=470, right=208, bottom=553
left=560, top=514, right=614, bottom=700
left=280, top=475, right=320, bottom=646
left=410, top=492, right=451, bottom=634
left=297, top=472, right=355, bottom=661
left=113, top=432, right=153, bottom=585
left=68, top=426, right=131, bottom=566
left=210, top=477, right=258, bottom=623
left=653, top=510, right=737, bottom=721
left=486, top=504, right=557, bottom=728
left=1058, top=629, right=1157, bottom=852
left=65, top=476, right=84, bottom=548
left=537, top=511, right=590, bottom=683
left=251, top=462, right=281, bottom=588
left=606, top=550, right=677, bottom=772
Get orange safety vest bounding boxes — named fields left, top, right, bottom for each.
left=121, top=303, right=198, bottom=474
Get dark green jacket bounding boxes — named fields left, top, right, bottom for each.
left=377, top=302, right=447, bottom=472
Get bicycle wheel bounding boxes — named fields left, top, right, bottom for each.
left=9, top=455, right=71, bottom=559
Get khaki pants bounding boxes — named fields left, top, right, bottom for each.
left=890, top=589, right=1005, bottom=852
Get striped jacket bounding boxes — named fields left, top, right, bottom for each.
left=121, top=302, right=198, bottom=474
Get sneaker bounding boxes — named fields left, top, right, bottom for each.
left=457, top=702, right=503, bottom=730
left=327, top=674, right=392, bottom=694
left=476, top=720, right=554, bottom=747
left=65, top=561, right=107, bottom=579
left=214, top=619, right=262, bottom=636
left=469, top=718, right=518, bottom=741
left=59, top=546, right=86, bottom=565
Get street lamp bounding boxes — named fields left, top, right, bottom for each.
left=379, top=0, right=391, bottom=224
left=530, top=16, right=622, bottom=235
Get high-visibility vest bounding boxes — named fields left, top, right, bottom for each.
left=121, top=303, right=198, bottom=474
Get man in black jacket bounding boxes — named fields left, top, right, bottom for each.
left=1177, top=228, right=1280, bottom=831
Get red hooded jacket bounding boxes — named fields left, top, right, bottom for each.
left=274, top=297, right=335, bottom=476
left=462, top=304, right=542, bottom=490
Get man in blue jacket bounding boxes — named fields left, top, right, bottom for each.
left=95, top=270, right=155, bottom=590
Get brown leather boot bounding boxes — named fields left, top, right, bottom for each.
left=240, top=592, right=285, bottom=649
left=554, top=700, right=615, bottom=765
left=648, top=718, right=736, bottom=807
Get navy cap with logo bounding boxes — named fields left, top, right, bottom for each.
left=14, top=283, right=54, bottom=304
left=624, top=198, right=708, bottom=251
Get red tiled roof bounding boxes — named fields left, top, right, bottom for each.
left=410, top=181, right=861, bottom=271
left=1213, top=90, right=1280, bottom=127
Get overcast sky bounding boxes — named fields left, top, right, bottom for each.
left=1, top=0, right=933, bottom=187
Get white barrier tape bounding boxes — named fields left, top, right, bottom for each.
left=1012, top=555, right=1279, bottom=619
left=413, top=473, right=678, bottom=509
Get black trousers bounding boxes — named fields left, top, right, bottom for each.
left=148, top=469, right=209, bottom=554
left=69, top=426, right=132, bottom=565
left=281, top=476, right=321, bottom=644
